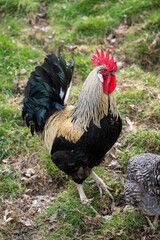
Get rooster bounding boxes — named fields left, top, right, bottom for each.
left=22, top=48, right=122, bottom=205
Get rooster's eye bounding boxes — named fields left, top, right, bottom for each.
left=97, top=71, right=104, bottom=83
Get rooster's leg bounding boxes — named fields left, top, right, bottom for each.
left=76, top=183, right=93, bottom=205
left=91, top=170, right=113, bottom=200
left=76, top=183, right=100, bottom=216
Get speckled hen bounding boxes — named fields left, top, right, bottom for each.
left=124, top=153, right=160, bottom=227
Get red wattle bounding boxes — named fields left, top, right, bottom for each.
left=103, top=74, right=111, bottom=94
left=108, top=75, right=116, bottom=93
left=103, top=75, right=116, bottom=94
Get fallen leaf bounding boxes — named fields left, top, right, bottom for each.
left=1, top=168, right=13, bottom=175
left=111, top=38, right=116, bottom=43
left=103, top=215, right=112, bottom=220
left=3, top=209, right=13, bottom=222
left=32, top=200, right=38, bottom=207
left=148, top=31, right=160, bottom=52
left=25, top=188, right=34, bottom=193
left=137, top=85, right=146, bottom=91
left=121, top=83, right=132, bottom=91
left=25, top=168, right=36, bottom=177
left=28, top=59, right=34, bottom=63
left=125, top=117, right=138, bottom=133
left=19, top=218, right=33, bottom=226
left=77, top=45, right=89, bottom=53
left=33, top=25, right=51, bottom=32
left=48, top=31, right=56, bottom=40
left=46, top=224, right=57, bottom=230
left=129, top=104, right=136, bottom=110
left=136, top=38, right=146, bottom=44
left=21, top=177, right=29, bottom=182
left=2, top=158, right=9, bottom=163
left=114, top=207, right=121, bottom=213
left=125, top=117, right=132, bottom=125
left=93, top=4, right=105, bottom=9
left=117, top=229, right=124, bottom=235
left=48, top=210, right=59, bottom=222
left=109, top=160, right=121, bottom=169
left=20, top=68, right=27, bottom=75
left=107, top=33, right=114, bottom=41
left=115, top=24, right=128, bottom=36
left=58, top=40, right=65, bottom=44
left=67, top=45, right=77, bottom=51
left=117, top=61, right=124, bottom=69
left=111, top=202, right=116, bottom=212
left=3, top=56, right=9, bottom=61
left=84, top=216, right=93, bottom=224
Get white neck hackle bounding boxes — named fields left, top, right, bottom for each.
left=72, top=66, right=119, bottom=131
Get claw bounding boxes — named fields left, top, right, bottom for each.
left=91, top=170, right=113, bottom=200
left=85, top=179, right=95, bottom=184
left=81, top=197, right=94, bottom=206
left=76, top=183, right=94, bottom=205
left=98, top=185, right=103, bottom=197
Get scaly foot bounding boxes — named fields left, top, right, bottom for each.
left=91, top=170, right=113, bottom=200
left=76, top=183, right=93, bottom=205
left=76, top=183, right=100, bottom=216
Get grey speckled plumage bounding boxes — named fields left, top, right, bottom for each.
left=124, top=153, right=160, bottom=217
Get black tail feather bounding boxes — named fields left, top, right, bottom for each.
left=22, top=53, right=75, bottom=134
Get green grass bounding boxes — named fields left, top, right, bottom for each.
left=0, top=0, right=160, bottom=239
left=0, top=0, right=40, bottom=15
left=121, top=9, right=160, bottom=68
left=117, top=67, right=160, bottom=121
left=39, top=188, right=95, bottom=239
left=0, top=164, right=25, bottom=202
left=102, top=208, right=145, bottom=239
left=37, top=179, right=107, bottom=240
left=0, top=32, right=44, bottom=92
left=0, top=16, right=26, bottom=37
left=36, top=177, right=141, bottom=240
left=0, top=103, right=41, bottom=160
left=119, top=129, right=160, bottom=170
left=47, top=0, right=160, bottom=43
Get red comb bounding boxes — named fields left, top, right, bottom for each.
left=92, top=47, right=118, bottom=72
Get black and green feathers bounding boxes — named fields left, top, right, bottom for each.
left=22, top=53, right=75, bottom=134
